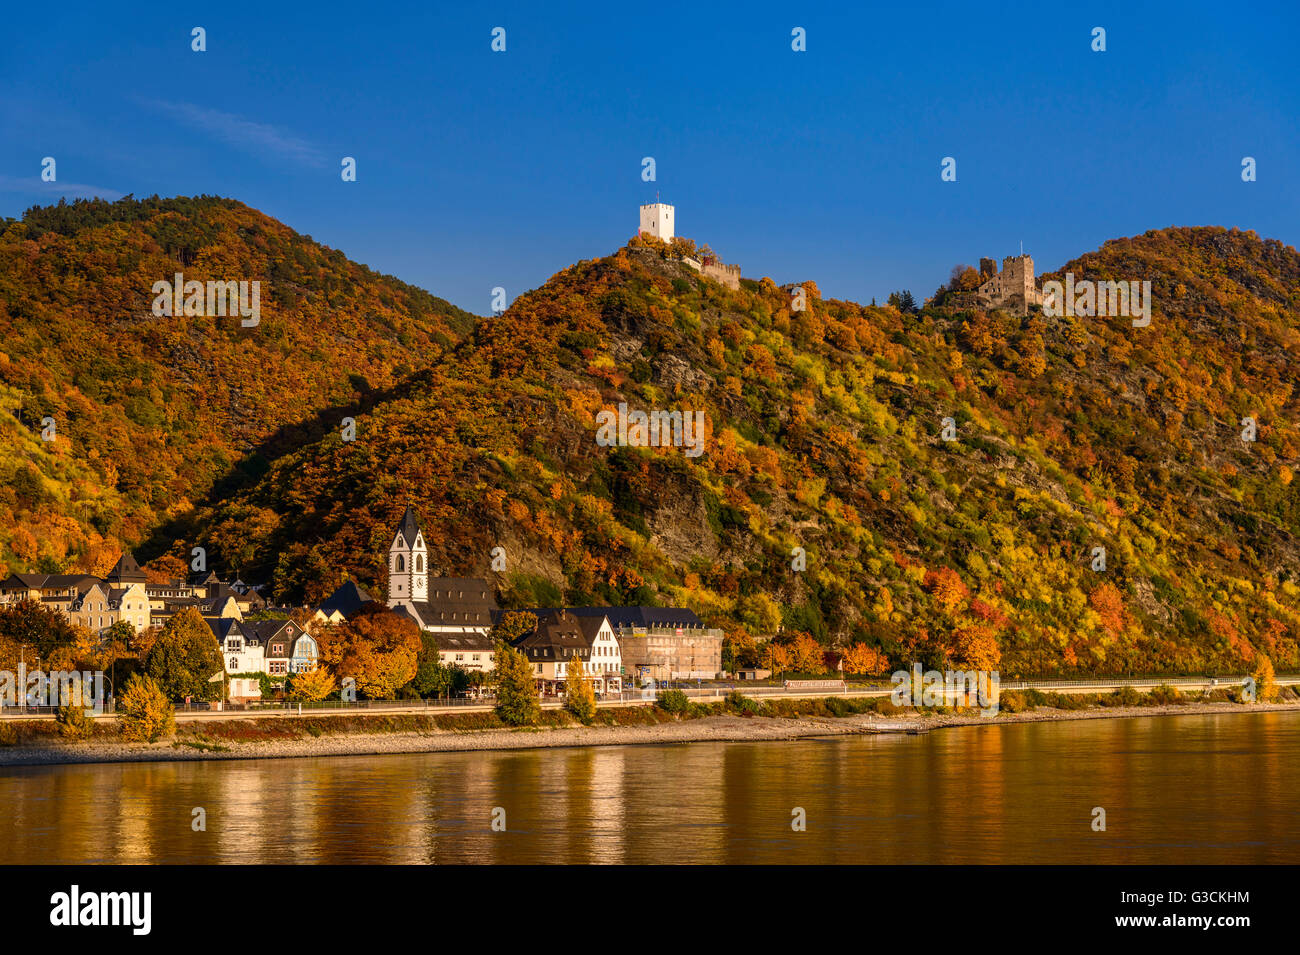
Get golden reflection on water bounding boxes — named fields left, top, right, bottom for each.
left=2, top=711, right=1297, bottom=864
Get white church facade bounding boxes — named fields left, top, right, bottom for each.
left=386, top=506, right=499, bottom=672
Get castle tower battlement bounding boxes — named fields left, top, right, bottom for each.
left=639, top=202, right=674, bottom=243
left=976, top=252, right=1043, bottom=314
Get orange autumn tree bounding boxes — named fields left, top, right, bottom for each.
left=1089, top=583, right=1128, bottom=638
left=951, top=626, right=1001, bottom=671
left=317, top=606, right=421, bottom=699
left=841, top=643, right=891, bottom=676
left=762, top=642, right=792, bottom=675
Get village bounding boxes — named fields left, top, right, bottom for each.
left=0, top=506, right=725, bottom=706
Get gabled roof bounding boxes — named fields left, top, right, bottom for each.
left=319, top=580, right=374, bottom=618
left=512, top=609, right=588, bottom=660
left=574, top=614, right=613, bottom=644
left=244, top=618, right=299, bottom=640
left=206, top=617, right=246, bottom=641
left=106, top=552, right=148, bottom=584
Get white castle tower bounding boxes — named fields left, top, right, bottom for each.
left=639, top=201, right=674, bottom=243
left=387, top=505, right=428, bottom=607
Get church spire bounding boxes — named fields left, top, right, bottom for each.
left=395, top=505, right=421, bottom=548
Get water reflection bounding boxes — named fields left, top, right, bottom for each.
left=1, top=711, right=1296, bottom=864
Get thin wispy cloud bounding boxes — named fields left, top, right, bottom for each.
left=0, top=175, right=124, bottom=201
left=143, top=99, right=328, bottom=168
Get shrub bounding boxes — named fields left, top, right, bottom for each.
left=655, top=689, right=691, bottom=715
left=564, top=659, right=597, bottom=725
left=1147, top=684, right=1182, bottom=705
left=1105, top=686, right=1143, bottom=707
left=997, top=690, right=1026, bottom=713
left=55, top=703, right=95, bottom=740
left=725, top=691, right=766, bottom=717
left=825, top=697, right=851, bottom=718
left=1046, top=692, right=1090, bottom=711
left=288, top=667, right=336, bottom=702
left=116, top=674, right=176, bottom=742
left=1020, top=688, right=1049, bottom=707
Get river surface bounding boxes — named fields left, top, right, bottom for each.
left=3, top=710, right=1297, bottom=863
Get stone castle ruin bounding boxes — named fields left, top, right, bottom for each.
left=975, top=253, right=1044, bottom=314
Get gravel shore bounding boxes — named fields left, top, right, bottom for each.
left=1, top=699, right=1297, bottom=768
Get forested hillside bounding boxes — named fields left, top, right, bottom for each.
left=7, top=196, right=1300, bottom=676
left=0, top=196, right=475, bottom=574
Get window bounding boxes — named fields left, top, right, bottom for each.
left=396, top=555, right=405, bottom=572
left=415, top=555, right=423, bottom=572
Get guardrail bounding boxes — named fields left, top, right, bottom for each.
left=3, top=673, right=1296, bottom=719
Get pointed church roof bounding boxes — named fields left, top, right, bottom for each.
left=394, top=506, right=422, bottom=548
left=106, top=551, right=148, bottom=584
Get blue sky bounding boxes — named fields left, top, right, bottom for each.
left=2, top=0, right=1296, bottom=314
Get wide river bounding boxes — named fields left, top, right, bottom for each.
left=3, top=710, right=1297, bottom=863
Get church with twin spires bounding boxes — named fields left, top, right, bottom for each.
left=385, top=506, right=499, bottom=670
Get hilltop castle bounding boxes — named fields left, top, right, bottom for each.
left=975, top=253, right=1044, bottom=314
left=638, top=201, right=741, bottom=290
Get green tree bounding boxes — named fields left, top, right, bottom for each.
left=0, top=599, right=81, bottom=657
left=490, top=610, right=538, bottom=644
left=411, top=631, right=450, bottom=697
left=493, top=642, right=540, bottom=726
left=145, top=607, right=225, bottom=702
left=564, top=650, right=597, bottom=724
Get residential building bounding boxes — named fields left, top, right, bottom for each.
left=563, top=606, right=722, bottom=681
left=513, top=609, right=593, bottom=695
left=245, top=619, right=317, bottom=675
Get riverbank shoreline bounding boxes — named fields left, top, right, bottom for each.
left=2, top=698, right=1298, bottom=768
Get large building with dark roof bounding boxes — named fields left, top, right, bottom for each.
left=501, top=605, right=721, bottom=682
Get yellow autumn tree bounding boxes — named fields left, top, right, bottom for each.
left=290, top=667, right=336, bottom=702
left=1251, top=654, right=1277, bottom=703
left=116, top=674, right=175, bottom=742
left=564, top=650, right=597, bottom=724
